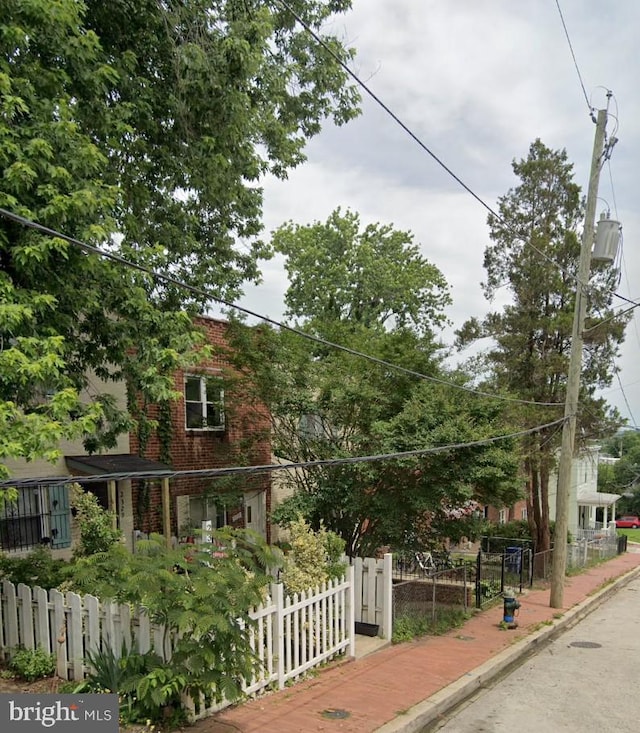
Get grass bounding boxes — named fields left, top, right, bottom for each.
left=392, top=608, right=471, bottom=644
left=617, top=528, right=640, bottom=542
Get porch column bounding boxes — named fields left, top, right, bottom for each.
left=603, top=505, right=609, bottom=528
left=108, top=480, right=117, bottom=531
left=162, top=477, right=171, bottom=548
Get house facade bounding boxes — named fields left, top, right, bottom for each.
left=487, top=444, right=620, bottom=534
left=127, top=316, right=272, bottom=544
left=0, top=316, right=272, bottom=557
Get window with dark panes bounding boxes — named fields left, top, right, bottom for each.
left=184, top=374, right=225, bottom=430
left=0, top=484, right=71, bottom=551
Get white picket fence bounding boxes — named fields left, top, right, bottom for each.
left=0, top=567, right=355, bottom=722
left=351, top=554, right=393, bottom=640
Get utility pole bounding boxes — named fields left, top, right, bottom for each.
left=549, top=107, right=608, bottom=608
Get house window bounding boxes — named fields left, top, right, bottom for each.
left=521, top=507, right=527, bottom=520
left=498, top=508, right=508, bottom=524
left=188, top=496, right=228, bottom=530
left=184, top=374, right=224, bottom=430
left=0, top=484, right=71, bottom=552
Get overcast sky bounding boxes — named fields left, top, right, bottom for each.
left=234, top=0, right=640, bottom=429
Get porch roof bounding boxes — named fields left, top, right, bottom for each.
left=576, top=491, right=621, bottom=507
left=65, top=453, right=171, bottom=476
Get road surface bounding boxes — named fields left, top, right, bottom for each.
left=428, top=574, right=640, bottom=732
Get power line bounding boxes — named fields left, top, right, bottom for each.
left=0, top=206, right=563, bottom=408
left=553, top=0, right=594, bottom=117
left=616, top=371, right=638, bottom=429
left=0, top=417, right=567, bottom=489
left=271, top=0, right=582, bottom=288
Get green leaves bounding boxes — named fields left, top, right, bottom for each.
left=0, top=1, right=361, bottom=475
left=273, top=208, right=451, bottom=335
left=67, top=530, right=282, bottom=705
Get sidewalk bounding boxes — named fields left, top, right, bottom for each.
left=197, top=549, right=640, bottom=733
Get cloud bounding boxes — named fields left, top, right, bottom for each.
left=235, top=0, right=640, bottom=426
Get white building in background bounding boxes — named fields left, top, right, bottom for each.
left=548, top=444, right=620, bottom=532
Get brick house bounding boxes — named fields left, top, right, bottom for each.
left=126, top=315, right=272, bottom=544
left=0, top=316, right=273, bottom=556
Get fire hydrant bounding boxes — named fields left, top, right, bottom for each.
left=503, top=595, right=521, bottom=628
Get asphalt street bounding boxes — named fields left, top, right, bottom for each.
left=427, top=574, right=640, bottom=733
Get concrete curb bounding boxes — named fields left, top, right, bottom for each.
left=374, top=565, right=640, bottom=733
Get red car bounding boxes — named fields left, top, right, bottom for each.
left=615, top=516, right=640, bottom=529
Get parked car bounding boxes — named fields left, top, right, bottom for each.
left=615, top=516, right=640, bottom=529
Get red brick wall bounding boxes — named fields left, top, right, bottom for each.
left=130, top=316, right=272, bottom=541
left=484, top=499, right=528, bottom=526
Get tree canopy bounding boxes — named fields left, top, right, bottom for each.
left=457, top=139, right=628, bottom=550
left=229, top=209, right=521, bottom=556
left=0, top=0, right=360, bottom=477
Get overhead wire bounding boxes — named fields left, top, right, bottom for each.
left=0, top=207, right=563, bottom=408
left=615, top=371, right=638, bottom=429
left=0, top=417, right=567, bottom=489
left=554, top=0, right=594, bottom=117
left=271, top=0, right=584, bottom=289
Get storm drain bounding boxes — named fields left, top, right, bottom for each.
left=322, top=709, right=351, bottom=720
left=569, top=641, right=602, bottom=648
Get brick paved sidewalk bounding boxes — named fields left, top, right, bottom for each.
left=195, top=549, right=640, bottom=733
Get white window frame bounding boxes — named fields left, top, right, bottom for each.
left=184, top=374, right=225, bottom=431
left=498, top=508, right=508, bottom=524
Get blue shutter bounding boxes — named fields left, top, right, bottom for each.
left=48, top=484, right=71, bottom=548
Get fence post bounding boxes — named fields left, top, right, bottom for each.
left=17, top=584, right=34, bottom=650
left=272, top=582, right=285, bottom=690
left=346, top=565, right=356, bottom=658
left=3, top=580, right=19, bottom=651
left=381, top=553, right=393, bottom=640
left=353, top=556, right=363, bottom=622
left=475, top=551, right=481, bottom=609
left=51, top=588, right=68, bottom=680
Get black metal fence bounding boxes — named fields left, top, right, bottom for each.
left=475, top=547, right=533, bottom=608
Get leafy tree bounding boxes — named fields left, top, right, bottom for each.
left=274, top=208, right=450, bottom=336
left=599, top=431, right=640, bottom=513
left=229, top=210, right=521, bottom=556
left=457, top=139, right=628, bottom=551
left=0, top=1, right=360, bottom=483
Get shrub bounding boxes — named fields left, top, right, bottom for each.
left=76, top=644, right=176, bottom=726
left=279, top=516, right=346, bottom=595
left=67, top=529, right=283, bottom=717
left=0, top=547, right=68, bottom=589
left=70, top=483, right=122, bottom=557
left=9, top=647, right=56, bottom=681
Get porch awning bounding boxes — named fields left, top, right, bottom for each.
left=65, top=453, right=171, bottom=476
left=576, top=491, right=621, bottom=507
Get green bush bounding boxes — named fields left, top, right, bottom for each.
left=0, top=547, right=68, bottom=589
left=392, top=609, right=471, bottom=644
left=76, top=644, right=179, bottom=726
left=66, top=530, right=283, bottom=718
left=279, top=516, right=347, bottom=595
left=70, top=483, right=122, bottom=557
left=9, top=647, right=56, bottom=681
